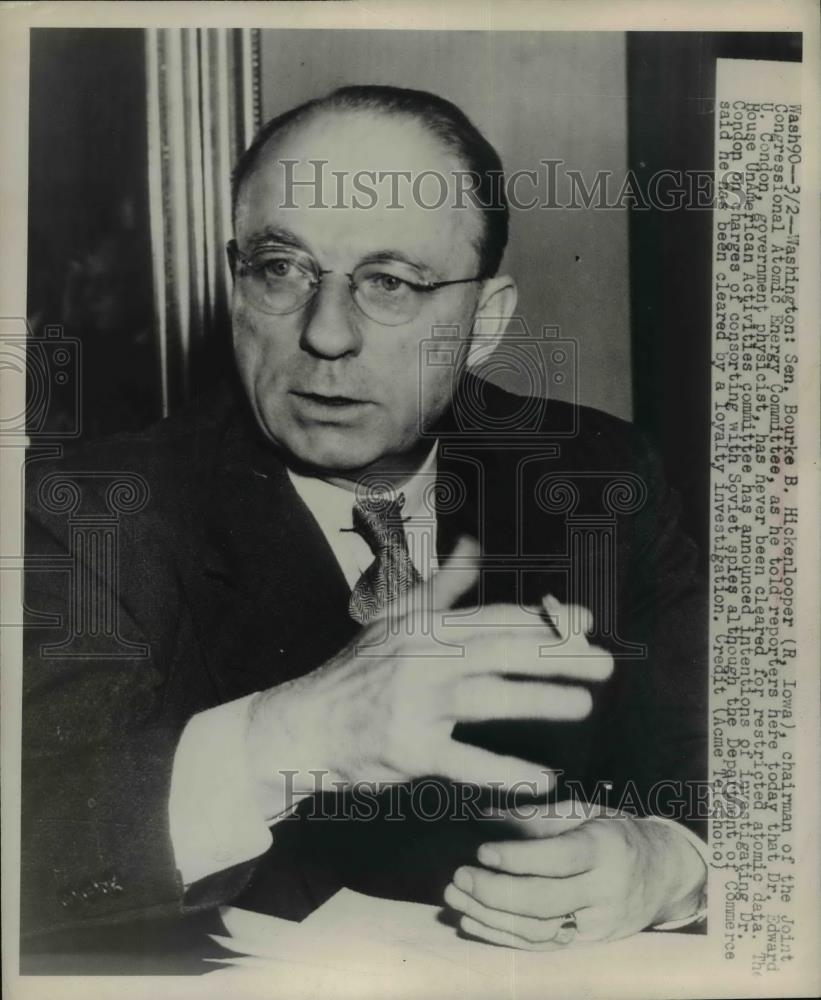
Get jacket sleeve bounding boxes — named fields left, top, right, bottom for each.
left=21, top=462, right=260, bottom=939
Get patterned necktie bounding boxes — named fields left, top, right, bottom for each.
left=348, top=493, right=422, bottom=625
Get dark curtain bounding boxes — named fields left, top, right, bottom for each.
left=27, top=28, right=159, bottom=441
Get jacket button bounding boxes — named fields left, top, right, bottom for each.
left=87, top=798, right=96, bottom=809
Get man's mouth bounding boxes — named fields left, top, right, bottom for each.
left=292, top=391, right=371, bottom=408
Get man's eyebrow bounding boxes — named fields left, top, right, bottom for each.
left=245, top=226, right=311, bottom=253
left=357, top=250, right=436, bottom=278
left=242, top=233, right=438, bottom=277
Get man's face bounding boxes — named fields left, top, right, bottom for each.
left=232, top=110, right=485, bottom=481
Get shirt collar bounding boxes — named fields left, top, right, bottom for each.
left=286, top=441, right=439, bottom=539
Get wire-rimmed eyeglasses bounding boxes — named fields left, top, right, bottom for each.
left=227, top=240, right=484, bottom=327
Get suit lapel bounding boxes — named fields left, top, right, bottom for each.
left=183, top=407, right=358, bottom=702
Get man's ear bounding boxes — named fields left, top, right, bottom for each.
left=465, top=274, right=518, bottom=370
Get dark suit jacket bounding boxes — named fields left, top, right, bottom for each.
left=21, top=377, right=707, bottom=969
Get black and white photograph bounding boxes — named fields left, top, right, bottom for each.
left=1, top=3, right=818, bottom=997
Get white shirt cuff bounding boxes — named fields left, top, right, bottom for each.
left=169, top=693, right=275, bottom=886
left=642, top=816, right=708, bottom=930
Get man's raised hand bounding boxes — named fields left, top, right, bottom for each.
left=246, top=538, right=614, bottom=805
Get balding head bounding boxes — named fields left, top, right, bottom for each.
left=231, top=85, right=509, bottom=279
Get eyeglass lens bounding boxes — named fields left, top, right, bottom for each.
left=236, top=249, right=437, bottom=326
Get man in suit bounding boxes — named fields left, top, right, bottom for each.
left=22, top=85, right=708, bottom=970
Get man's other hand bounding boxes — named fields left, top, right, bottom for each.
left=443, top=802, right=708, bottom=949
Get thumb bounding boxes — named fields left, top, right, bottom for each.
left=483, top=799, right=609, bottom=838
left=366, top=535, right=479, bottom=628
left=428, top=535, right=480, bottom=611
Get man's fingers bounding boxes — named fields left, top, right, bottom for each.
left=448, top=866, right=592, bottom=919
left=543, top=594, right=594, bottom=637
left=457, top=914, right=566, bottom=951
left=449, top=677, right=593, bottom=723
left=477, top=826, right=596, bottom=877
left=428, top=535, right=480, bottom=611
left=482, top=800, right=606, bottom=839
left=454, top=635, right=614, bottom=684
left=435, top=741, right=553, bottom=795
left=441, top=601, right=545, bottom=631
left=444, top=884, right=565, bottom=944
left=375, top=535, right=477, bottom=627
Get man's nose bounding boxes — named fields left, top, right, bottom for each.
left=299, top=275, right=363, bottom=359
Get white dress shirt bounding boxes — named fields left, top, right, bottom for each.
left=168, top=443, right=706, bottom=928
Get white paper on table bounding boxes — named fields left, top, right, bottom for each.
left=211, top=888, right=715, bottom=999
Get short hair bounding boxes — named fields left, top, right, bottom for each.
left=231, top=85, right=509, bottom=278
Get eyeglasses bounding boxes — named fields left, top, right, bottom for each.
left=226, top=240, right=483, bottom=327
